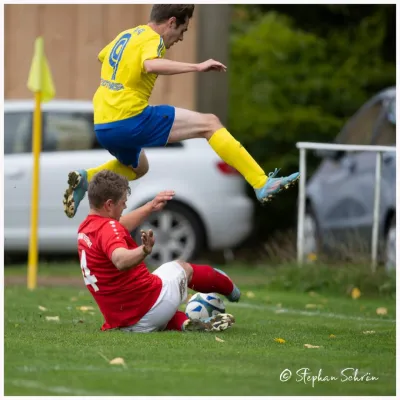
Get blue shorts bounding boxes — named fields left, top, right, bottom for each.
left=94, top=105, right=175, bottom=168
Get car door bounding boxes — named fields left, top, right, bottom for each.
left=4, top=111, right=34, bottom=250
left=317, top=97, right=388, bottom=246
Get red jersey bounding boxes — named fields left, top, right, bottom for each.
left=77, top=214, right=162, bottom=330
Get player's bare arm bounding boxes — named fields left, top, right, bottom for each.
left=119, top=190, right=175, bottom=232
left=144, top=58, right=227, bottom=75
left=111, top=230, right=154, bottom=271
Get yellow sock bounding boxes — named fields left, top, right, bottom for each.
left=208, top=128, right=267, bottom=189
left=87, top=159, right=137, bottom=182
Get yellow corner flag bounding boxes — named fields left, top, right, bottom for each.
left=26, top=37, right=55, bottom=290
left=27, top=37, right=55, bottom=102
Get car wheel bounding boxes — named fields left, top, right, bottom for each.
left=303, top=209, right=320, bottom=262
left=132, top=202, right=205, bottom=267
left=385, top=217, right=396, bottom=272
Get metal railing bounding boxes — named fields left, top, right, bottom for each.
left=296, top=142, right=396, bottom=271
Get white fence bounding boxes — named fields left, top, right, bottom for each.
left=296, top=142, right=396, bottom=271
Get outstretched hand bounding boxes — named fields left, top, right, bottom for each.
left=197, top=59, right=227, bottom=72
left=141, top=229, right=155, bottom=255
left=149, top=190, right=175, bottom=212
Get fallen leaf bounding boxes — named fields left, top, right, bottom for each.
left=376, top=307, right=387, bottom=316
left=246, top=291, right=255, bottom=298
left=274, top=338, right=286, bottom=344
left=351, top=287, right=361, bottom=299
left=70, top=297, right=78, bottom=302
left=77, top=306, right=95, bottom=312
left=304, top=344, right=321, bottom=348
left=329, top=334, right=336, bottom=338
left=45, top=316, right=60, bottom=322
left=215, top=336, right=225, bottom=343
left=109, top=357, right=127, bottom=368
left=89, top=312, right=95, bottom=316
left=275, top=309, right=285, bottom=314
left=307, top=252, right=317, bottom=262
left=363, top=331, right=376, bottom=335
left=308, top=291, right=319, bottom=297
left=38, top=306, right=47, bottom=312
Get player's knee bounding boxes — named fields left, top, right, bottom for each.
left=175, top=260, right=193, bottom=282
left=202, top=114, right=223, bottom=138
left=132, top=162, right=149, bottom=179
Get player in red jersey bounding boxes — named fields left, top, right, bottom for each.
left=77, top=170, right=239, bottom=332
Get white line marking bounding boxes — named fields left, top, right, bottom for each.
left=16, top=365, right=168, bottom=373
left=230, top=302, right=396, bottom=324
left=7, top=379, right=114, bottom=396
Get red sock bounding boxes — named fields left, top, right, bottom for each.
left=188, top=264, right=234, bottom=296
left=165, top=311, right=189, bottom=331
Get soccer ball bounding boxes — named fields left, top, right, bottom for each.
left=185, top=292, right=226, bottom=320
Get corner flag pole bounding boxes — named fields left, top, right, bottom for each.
left=26, top=37, right=55, bottom=290
left=27, top=91, right=42, bottom=290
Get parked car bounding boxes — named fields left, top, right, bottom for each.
left=304, top=87, right=396, bottom=270
left=4, top=100, right=254, bottom=266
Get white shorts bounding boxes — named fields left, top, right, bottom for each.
left=121, top=261, right=188, bottom=333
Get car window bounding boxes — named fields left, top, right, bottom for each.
left=42, top=112, right=183, bottom=151
left=336, top=101, right=384, bottom=145
left=43, top=112, right=101, bottom=152
left=4, top=112, right=32, bottom=154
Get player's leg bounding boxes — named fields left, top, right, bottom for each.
left=152, top=261, right=235, bottom=332
left=187, top=263, right=241, bottom=303
left=168, top=108, right=300, bottom=203
left=63, top=111, right=157, bottom=218
left=63, top=149, right=148, bottom=218
left=87, top=149, right=149, bottom=181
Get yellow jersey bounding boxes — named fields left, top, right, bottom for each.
left=93, top=25, right=166, bottom=124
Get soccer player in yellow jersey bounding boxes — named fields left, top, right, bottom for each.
left=63, top=4, right=300, bottom=218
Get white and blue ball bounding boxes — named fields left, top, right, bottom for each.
left=185, top=292, right=226, bottom=320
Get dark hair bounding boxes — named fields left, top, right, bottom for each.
left=150, top=4, right=195, bottom=26
left=88, top=170, right=131, bottom=209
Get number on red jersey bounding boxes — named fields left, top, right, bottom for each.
left=80, top=250, right=99, bottom=292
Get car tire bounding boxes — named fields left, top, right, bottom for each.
left=384, top=216, right=396, bottom=272
left=303, top=207, right=321, bottom=262
left=132, top=202, right=205, bottom=267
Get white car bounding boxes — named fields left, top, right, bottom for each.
left=4, top=100, right=254, bottom=265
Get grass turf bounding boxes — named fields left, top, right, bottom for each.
left=4, top=263, right=396, bottom=396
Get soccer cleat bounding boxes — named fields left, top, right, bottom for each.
left=254, top=168, right=300, bottom=203
left=63, top=170, right=88, bottom=218
left=280, top=172, right=301, bottom=189
left=214, top=268, right=241, bottom=303
left=182, top=313, right=235, bottom=332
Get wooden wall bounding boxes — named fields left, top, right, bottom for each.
left=4, top=4, right=197, bottom=110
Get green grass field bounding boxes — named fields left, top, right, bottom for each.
left=4, top=263, right=396, bottom=396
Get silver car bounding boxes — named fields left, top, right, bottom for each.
left=4, top=100, right=254, bottom=265
left=304, top=87, right=396, bottom=270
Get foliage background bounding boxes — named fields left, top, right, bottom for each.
left=228, top=4, right=396, bottom=245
